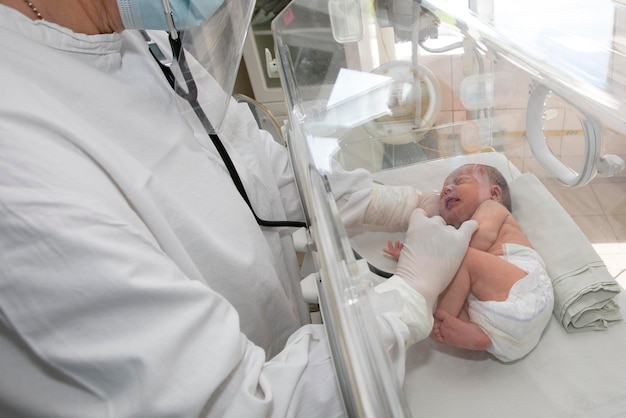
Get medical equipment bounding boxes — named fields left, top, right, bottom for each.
left=117, top=0, right=225, bottom=30
left=272, top=0, right=626, bottom=416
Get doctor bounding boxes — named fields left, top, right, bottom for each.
left=0, top=0, right=476, bottom=416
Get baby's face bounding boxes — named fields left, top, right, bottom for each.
left=439, top=165, right=493, bottom=227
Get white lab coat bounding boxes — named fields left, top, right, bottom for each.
left=0, top=6, right=417, bottom=417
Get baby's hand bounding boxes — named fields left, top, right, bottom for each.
left=383, top=240, right=404, bottom=260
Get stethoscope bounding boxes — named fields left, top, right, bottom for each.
left=140, top=9, right=392, bottom=278
left=141, top=29, right=307, bottom=230
left=141, top=27, right=393, bottom=278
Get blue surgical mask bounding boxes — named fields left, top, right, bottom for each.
left=117, top=0, right=225, bottom=30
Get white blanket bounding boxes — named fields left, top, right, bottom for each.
left=404, top=292, right=626, bottom=417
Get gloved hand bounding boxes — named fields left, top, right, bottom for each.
left=374, top=209, right=477, bottom=345
left=395, top=209, right=478, bottom=313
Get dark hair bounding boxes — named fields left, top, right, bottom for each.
left=461, top=164, right=512, bottom=212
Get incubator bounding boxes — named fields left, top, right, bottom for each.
left=271, top=0, right=626, bottom=416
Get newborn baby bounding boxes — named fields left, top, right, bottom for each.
left=385, top=164, right=554, bottom=362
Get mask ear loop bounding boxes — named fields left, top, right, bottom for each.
left=142, top=29, right=307, bottom=229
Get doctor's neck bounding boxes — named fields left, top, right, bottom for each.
left=1, top=0, right=124, bottom=34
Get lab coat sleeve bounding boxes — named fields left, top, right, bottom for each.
left=0, top=187, right=344, bottom=418
left=259, top=129, right=308, bottom=221
left=261, top=135, right=433, bottom=229
left=325, top=160, right=437, bottom=229
left=374, top=276, right=434, bottom=346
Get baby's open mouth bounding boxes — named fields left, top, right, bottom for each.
left=445, top=197, right=459, bottom=209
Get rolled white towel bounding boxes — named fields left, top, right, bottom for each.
left=510, top=173, right=622, bottom=332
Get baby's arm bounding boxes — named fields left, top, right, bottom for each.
left=383, top=240, right=404, bottom=259
left=468, top=200, right=510, bottom=251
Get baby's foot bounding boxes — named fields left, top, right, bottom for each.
left=430, top=319, right=445, bottom=343
left=433, top=309, right=491, bottom=351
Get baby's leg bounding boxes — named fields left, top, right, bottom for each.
left=432, top=309, right=491, bottom=350
left=435, top=253, right=473, bottom=318
left=431, top=258, right=474, bottom=343
left=461, top=247, right=527, bottom=302
left=432, top=248, right=526, bottom=349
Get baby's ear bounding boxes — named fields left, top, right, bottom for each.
left=490, top=185, right=502, bottom=201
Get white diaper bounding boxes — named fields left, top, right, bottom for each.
left=467, top=244, right=554, bottom=362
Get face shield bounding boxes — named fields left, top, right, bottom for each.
left=117, top=0, right=255, bottom=134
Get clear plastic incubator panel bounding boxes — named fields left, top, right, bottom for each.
left=272, top=0, right=626, bottom=416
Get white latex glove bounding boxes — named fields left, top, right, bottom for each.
left=364, top=185, right=439, bottom=227
left=375, top=209, right=477, bottom=344
left=396, top=209, right=477, bottom=312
